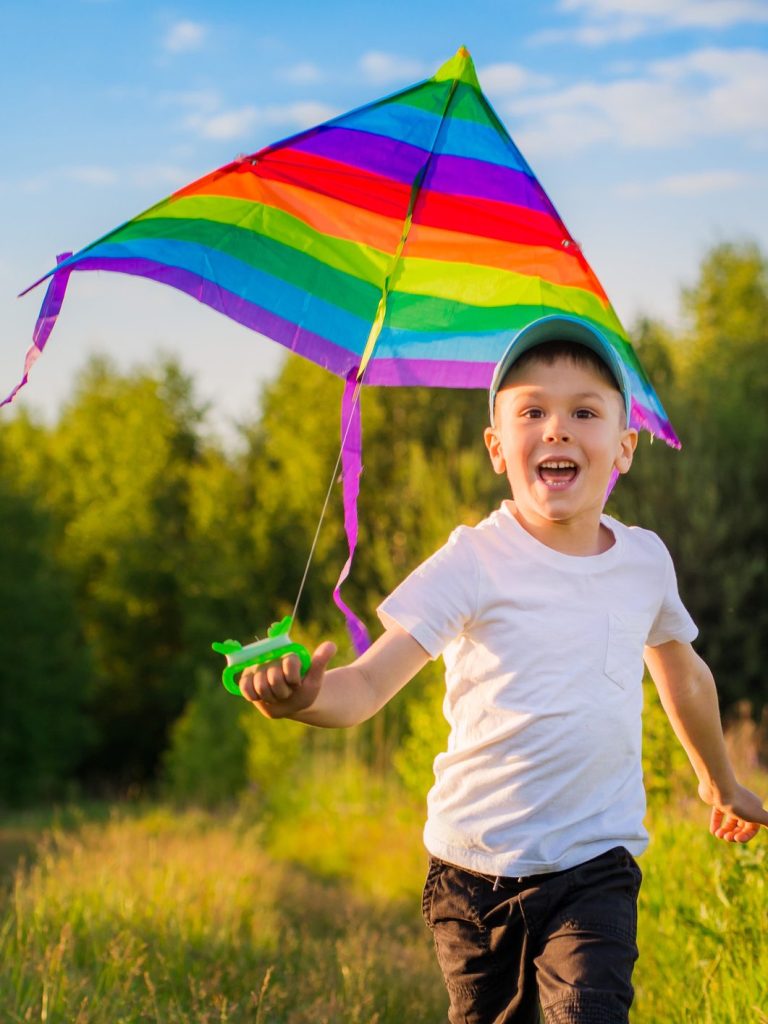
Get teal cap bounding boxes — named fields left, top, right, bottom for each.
left=489, top=315, right=632, bottom=427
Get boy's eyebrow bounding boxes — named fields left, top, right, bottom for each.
left=506, top=388, right=610, bottom=403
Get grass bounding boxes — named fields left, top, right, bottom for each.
left=1, top=765, right=767, bottom=1022
left=0, top=794, right=445, bottom=1023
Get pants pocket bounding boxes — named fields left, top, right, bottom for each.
left=421, top=856, right=442, bottom=927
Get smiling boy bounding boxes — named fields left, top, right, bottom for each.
left=239, top=315, right=768, bottom=1024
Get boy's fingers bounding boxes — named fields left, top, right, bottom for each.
left=309, top=641, right=337, bottom=677
left=265, top=662, right=293, bottom=700
left=281, top=653, right=302, bottom=687
left=239, top=667, right=264, bottom=703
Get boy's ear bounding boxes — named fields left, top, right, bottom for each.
left=484, top=425, right=507, bottom=475
left=615, top=427, right=639, bottom=475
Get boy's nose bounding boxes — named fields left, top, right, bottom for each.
left=543, top=418, right=571, bottom=442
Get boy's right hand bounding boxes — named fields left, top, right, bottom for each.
left=238, top=641, right=336, bottom=719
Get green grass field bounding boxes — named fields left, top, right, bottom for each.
left=1, top=769, right=767, bottom=1023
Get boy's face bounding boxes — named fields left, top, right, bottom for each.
left=484, top=354, right=638, bottom=541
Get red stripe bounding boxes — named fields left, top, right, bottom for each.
left=178, top=150, right=412, bottom=222
left=255, top=149, right=413, bottom=220
left=414, top=190, right=568, bottom=249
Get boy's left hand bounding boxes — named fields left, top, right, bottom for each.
left=700, top=782, right=768, bottom=842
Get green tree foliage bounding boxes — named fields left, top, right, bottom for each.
left=613, top=242, right=768, bottom=711
left=162, top=670, right=249, bottom=806
left=41, top=358, right=209, bottom=783
left=0, top=453, right=91, bottom=806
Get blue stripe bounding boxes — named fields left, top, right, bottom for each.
left=87, top=238, right=374, bottom=356
left=373, top=325, right=516, bottom=363
left=336, top=101, right=535, bottom=177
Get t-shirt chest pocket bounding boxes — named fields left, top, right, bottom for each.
left=604, top=612, right=649, bottom=690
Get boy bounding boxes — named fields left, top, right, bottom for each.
left=239, top=314, right=768, bottom=1023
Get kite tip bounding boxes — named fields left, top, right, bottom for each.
left=435, top=46, right=480, bottom=89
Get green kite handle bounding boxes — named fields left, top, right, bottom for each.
left=212, top=616, right=311, bottom=697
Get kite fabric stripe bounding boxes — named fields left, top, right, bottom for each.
left=7, top=46, right=681, bottom=653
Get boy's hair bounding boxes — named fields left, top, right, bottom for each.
left=497, top=340, right=628, bottom=428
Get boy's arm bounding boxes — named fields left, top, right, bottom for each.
left=643, top=640, right=768, bottom=842
left=239, top=622, right=430, bottom=728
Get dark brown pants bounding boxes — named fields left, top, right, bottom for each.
left=422, top=846, right=641, bottom=1024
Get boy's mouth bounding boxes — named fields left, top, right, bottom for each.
left=537, top=459, right=579, bottom=488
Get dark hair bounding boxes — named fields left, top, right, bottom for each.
left=498, top=340, right=626, bottom=425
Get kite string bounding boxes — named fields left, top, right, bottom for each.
left=290, top=73, right=463, bottom=641
left=290, top=374, right=364, bottom=627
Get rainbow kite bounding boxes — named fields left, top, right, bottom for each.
left=6, top=47, right=680, bottom=651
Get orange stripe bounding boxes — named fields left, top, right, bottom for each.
left=176, top=169, right=404, bottom=254
left=405, top=223, right=604, bottom=294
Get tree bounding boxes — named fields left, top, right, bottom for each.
left=0, top=451, right=91, bottom=805
left=39, top=357, right=211, bottom=784
left=614, top=243, right=768, bottom=712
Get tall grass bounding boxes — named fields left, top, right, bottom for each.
left=1, top=800, right=444, bottom=1023
left=1, top=765, right=766, bottom=1022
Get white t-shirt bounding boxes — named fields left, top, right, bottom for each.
left=378, top=501, right=698, bottom=876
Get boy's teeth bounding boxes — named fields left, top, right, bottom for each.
left=538, top=460, right=578, bottom=485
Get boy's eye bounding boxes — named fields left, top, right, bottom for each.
left=522, top=407, right=544, bottom=418
left=574, top=408, right=597, bottom=419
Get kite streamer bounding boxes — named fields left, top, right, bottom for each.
left=6, top=48, right=680, bottom=651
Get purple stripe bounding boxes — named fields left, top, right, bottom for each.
left=424, top=155, right=558, bottom=217
left=287, top=128, right=557, bottom=218
left=2, top=252, right=73, bottom=407
left=68, top=254, right=365, bottom=371
left=290, top=127, right=426, bottom=185
left=631, top=398, right=681, bottom=448
left=62, top=255, right=501, bottom=389
left=332, top=370, right=371, bottom=654
left=364, top=357, right=494, bottom=388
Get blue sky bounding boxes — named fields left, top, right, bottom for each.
left=2, top=0, right=767, bottom=436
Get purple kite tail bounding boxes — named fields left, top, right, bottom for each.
left=332, top=369, right=371, bottom=655
left=2, top=252, right=73, bottom=408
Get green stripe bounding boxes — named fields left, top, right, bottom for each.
left=391, top=81, right=491, bottom=126
left=390, top=259, right=612, bottom=322
left=139, top=195, right=391, bottom=286
left=385, top=277, right=619, bottom=334
left=114, top=217, right=381, bottom=319
left=382, top=80, right=451, bottom=118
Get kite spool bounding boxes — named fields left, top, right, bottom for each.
left=212, top=616, right=311, bottom=696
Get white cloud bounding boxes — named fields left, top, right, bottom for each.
left=617, top=170, right=757, bottom=198
left=506, top=47, right=768, bottom=156
left=185, top=101, right=338, bottom=141
left=131, top=164, right=191, bottom=189
left=562, top=0, right=768, bottom=27
left=163, top=20, right=206, bottom=54
left=160, top=89, right=220, bottom=113
left=358, top=51, right=428, bottom=84
left=540, top=0, right=768, bottom=45
left=278, top=62, right=325, bottom=85
left=15, top=162, right=193, bottom=197
left=189, top=107, right=260, bottom=140
left=67, top=165, right=118, bottom=186
left=479, top=62, right=552, bottom=95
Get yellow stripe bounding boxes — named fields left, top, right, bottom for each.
left=389, top=256, right=614, bottom=323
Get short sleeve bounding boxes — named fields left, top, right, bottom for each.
left=646, top=541, right=698, bottom=647
left=377, top=527, right=478, bottom=659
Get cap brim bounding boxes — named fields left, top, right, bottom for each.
left=489, top=315, right=632, bottom=426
